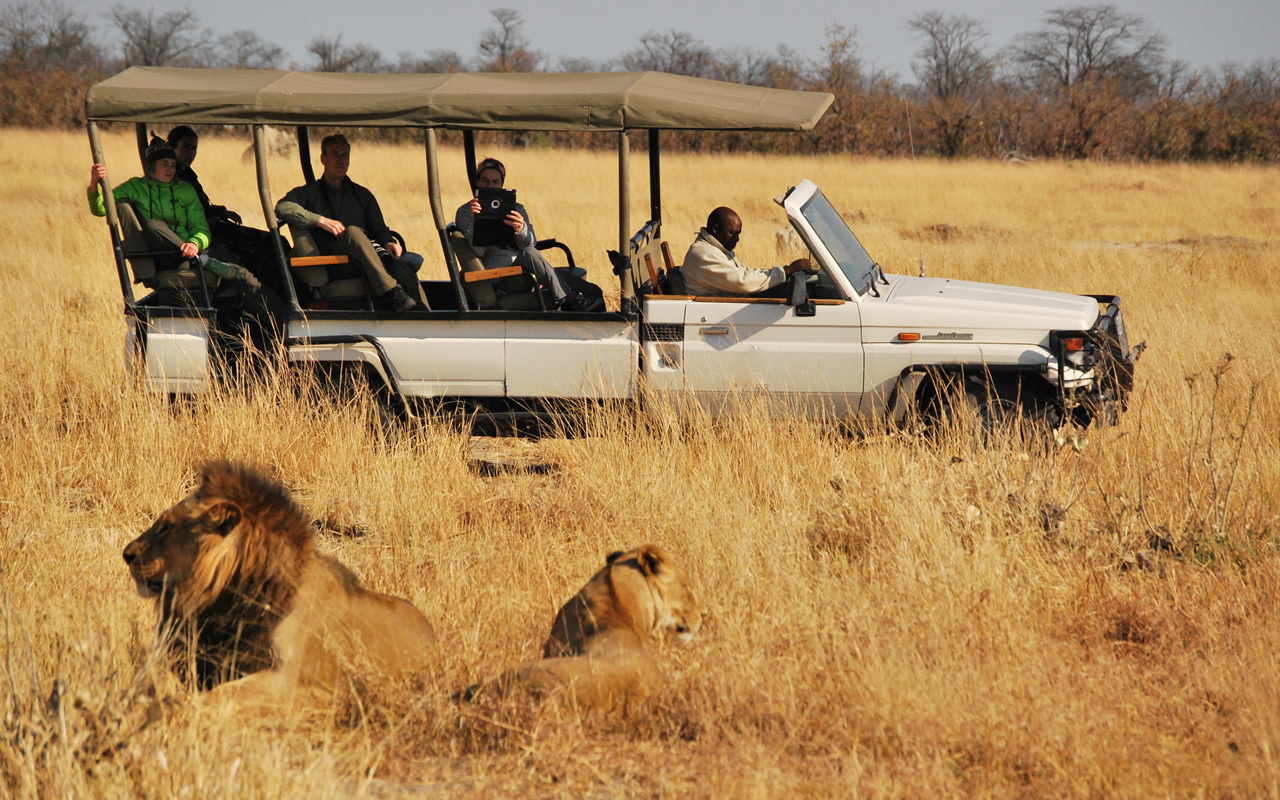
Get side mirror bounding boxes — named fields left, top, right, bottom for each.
left=788, top=271, right=816, bottom=317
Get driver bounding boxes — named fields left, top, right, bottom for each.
left=681, top=206, right=810, bottom=297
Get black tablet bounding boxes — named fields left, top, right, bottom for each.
left=473, top=187, right=518, bottom=247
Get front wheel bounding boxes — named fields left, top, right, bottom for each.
left=921, top=373, right=1060, bottom=443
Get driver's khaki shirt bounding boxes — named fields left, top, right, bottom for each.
left=681, top=228, right=785, bottom=297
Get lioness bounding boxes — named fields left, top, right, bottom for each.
left=123, top=461, right=437, bottom=708
left=461, top=544, right=704, bottom=710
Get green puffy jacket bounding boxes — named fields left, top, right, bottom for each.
left=88, top=176, right=210, bottom=251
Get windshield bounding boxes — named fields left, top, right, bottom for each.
left=800, top=190, right=877, bottom=296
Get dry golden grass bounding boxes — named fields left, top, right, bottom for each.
left=2, top=127, right=1278, bottom=797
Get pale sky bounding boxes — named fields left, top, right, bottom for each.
left=68, top=0, right=1278, bottom=80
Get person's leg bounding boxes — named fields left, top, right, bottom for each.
left=336, top=226, right=417, bottom=311
left=211, top=221, right=292, bottom=301
left=336, top=226, right=397, bottom=296
left=140, top=218, right=189, bottom=271
left=115, top=203, right=157, bottom=282
left=515, top=247, right=568, bottom=305
left=203, top=256, right=290, bottom=337
left=387, top=255, right=429, bottom=309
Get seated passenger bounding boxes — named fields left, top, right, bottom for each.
left=87, top=140, right=286, bottom=327
left=275, top=134, right=428, bottom=313
left=454, top=157, right=602, bottom=312
left=682, top=206, right=810, bottom=297
left=167, top=125, right=291, bottom=299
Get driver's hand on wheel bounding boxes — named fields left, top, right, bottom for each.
left=784, top=258, right=812, bottom=275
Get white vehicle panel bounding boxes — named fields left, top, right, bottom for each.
left=289, top=317, right=506, bottom=397
left=873, top=276, right=1099, bottom=333
left=506, top=319, right=637, bottom=399
left=142, top=316, right=211, bottom=394
left=682, top=299, right=863, bottom=417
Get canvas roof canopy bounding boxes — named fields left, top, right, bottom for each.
left=85, top=67, right=833, bottom=131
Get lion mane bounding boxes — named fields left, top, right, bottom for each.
left=461, top=544, right=704, bottom=709
left=123, top=461, right=437, bottom=707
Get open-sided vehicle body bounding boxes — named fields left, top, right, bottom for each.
left=85, top=67, right=1141, bottom=429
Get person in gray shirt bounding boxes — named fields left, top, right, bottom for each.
left=454, top=157, right=599, bottom=312
left=276, top=134, right=427, bottom=312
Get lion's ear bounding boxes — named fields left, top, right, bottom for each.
left=636, top=544, right=666, bottom=575
left=205, top=502, right=242, bottom=536
left=606, top=550, right=625, bottom=565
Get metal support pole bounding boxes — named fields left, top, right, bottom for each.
left=463, top=130, right=478, bottom=193
left=618, top=130, right=634, bottom=311
left=427, top=129, right=469, bottom=311
left=254, top=124, right=300, bottom=311
left=88, top=121, right=134, bottom=306
left=134, top=123, right=148, bottom=170
left=296, top=126, right=314, bottom=184
left=648, top=128, right=661, bottom=230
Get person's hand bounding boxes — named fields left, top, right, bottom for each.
left=386, top=240, right=404, bottom=259
left=88, top=163, right=107, bottom=190
left=468, top=198, right=482, bottom=216
left=505, top=209, right=526, bottom=235
left=317, top=216, right=345, bottom=236
left=180, top=242, right=199, bottom=259
left=784, top=258, right=812, bottom=275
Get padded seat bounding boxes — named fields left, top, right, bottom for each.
left=448, top=226, right=549, bottom=311
left=663, top=267, right=688, bottom=296
left=289, top=254, right=367, bottom=300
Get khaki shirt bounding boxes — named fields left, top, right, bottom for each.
left=680, top=228, right=785, bottom=296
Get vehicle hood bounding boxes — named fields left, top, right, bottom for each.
left=860, top=275, right=1099, bottom=343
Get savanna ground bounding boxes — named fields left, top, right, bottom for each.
left=1, top=128, right=1278, bottom=797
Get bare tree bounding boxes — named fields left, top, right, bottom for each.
left=1011, top=5, right=1164, bottom=95
left=477, top=8, right=539, bottom=72
left=1009, top=5, right=1165, bottom=156
left=397, top=49, right=464, bottom=73
left=109, top=5, right=209, bottom=67
left=0, top=0, right=102, bottom=70
left=908, top=12, right=991, bottom=100
left=807, top=24, right=865, bottom=152
left=216, top=30, right=284, bottom=70
left=620, top=31, right=713, bottom=77
left=555, top=56, right=603, bottom=73
left=907, top=12, right=993, bottom=156
left=307, top=35, right=383, bottom=73
left=710, top=46, right=781, bottom=87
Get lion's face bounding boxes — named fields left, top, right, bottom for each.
left=632, top=547, right=705, bottom=645
left=122, top=492, right=242, bottom=600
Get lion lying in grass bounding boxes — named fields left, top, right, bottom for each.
left=122, top=461, right=437, bottom=709
left=459, top=544, right=705, bottom=710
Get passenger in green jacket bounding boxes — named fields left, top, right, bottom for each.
left=88, top=139, right=287, bottom=327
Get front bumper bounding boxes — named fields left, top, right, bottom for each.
left=1055, top=295, right=1145, bottom=425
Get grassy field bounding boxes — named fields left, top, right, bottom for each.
left=1, top=127, right=1278, bottom=798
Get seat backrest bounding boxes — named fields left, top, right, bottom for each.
left=286, top=225, right=332, bottom=288
left=630, top=238, right=667, bottom=295
left=449, top=228, right=499, bottom=309
left=663, top=268, right=688, bottom=296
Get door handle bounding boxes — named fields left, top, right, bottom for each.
left=701, top=326, right=730, bottom=336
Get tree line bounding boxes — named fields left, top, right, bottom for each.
left=3, top=2, right=1277, bottom=161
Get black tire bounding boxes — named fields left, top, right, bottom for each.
left=921, top=373, right=1059, bottom=445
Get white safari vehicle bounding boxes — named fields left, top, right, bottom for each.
left=86, top=68, right=1142, bottom=430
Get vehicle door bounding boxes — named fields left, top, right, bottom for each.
left=681, top=294, right=863, bottom=418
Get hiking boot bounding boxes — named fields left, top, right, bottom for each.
left=560, top=292, right=602, bottom=313
left=379, top=286, right=418, bottom=313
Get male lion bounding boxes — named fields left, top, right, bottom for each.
left=460, top=544, right=704, bottom=710
left=123, top=461, right=437, bottom=708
